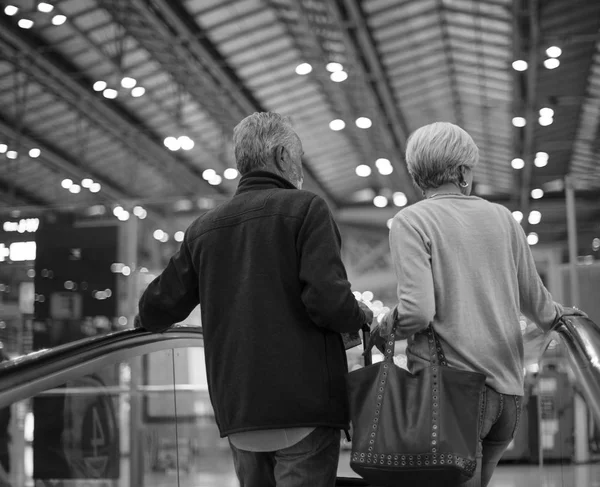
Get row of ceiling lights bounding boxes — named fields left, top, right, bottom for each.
left=356, top=158, right=394, bottom=177
left=93, top=78, right=146, bottom=99
left=512, top=107, right=555, bottom=128
left=0, top=144, right=40, bottom=160
left=329, top=117, right=372, bottom=131
left=295, top=62, right=348, bottom=83
left=4, top=3, right=67, bottom=28
left=61, top=178, right=101, bottom=194
left=510, top=48, right=563, bottom=221
left=512, top=46, right=563, bottom=72
left=202, top=168, right=239, bottom=186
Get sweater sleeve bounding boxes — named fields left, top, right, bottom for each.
left=512, top=217, right=563, bottom=331
left=297, top=195, right=368, bottom=333
left=138, top=233, right=200, bottom=332
left=389, top=214, right=436, bottom=339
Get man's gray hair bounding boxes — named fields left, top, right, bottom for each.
left=405, top=122, right=479, bottom=191
left=233, top=112, right=299, bottom=175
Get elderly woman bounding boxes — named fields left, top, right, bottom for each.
left=374, top=122, right=580, bottom=487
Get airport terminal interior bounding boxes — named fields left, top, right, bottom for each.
left=0, top=0, right=600, bottom=485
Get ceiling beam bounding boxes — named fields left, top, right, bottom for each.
left=100, top=0, right=337, bottom=207
left=330, top=0, right=420, bottom=202
left=0, top=113, right=131, bottom=202
left=0, top=16, right=218, bottom=197
left=0, top=177, right=46, bottom=208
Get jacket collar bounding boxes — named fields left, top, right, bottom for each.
left=235, top=170, right=297, bottom=195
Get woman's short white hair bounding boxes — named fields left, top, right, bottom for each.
left=405, top=122, right=479, bottom=191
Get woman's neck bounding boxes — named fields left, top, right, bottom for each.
left=424, top=183, right=463, bottom=198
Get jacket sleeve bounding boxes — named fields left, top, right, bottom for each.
left=138, top=234, right=199, bottom=332
left=511, top=217, right=563, bottom=331
left=297, top=195, right=368, bottom=333
left=388, top=214, right=436, bottom=339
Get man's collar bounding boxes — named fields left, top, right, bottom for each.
left=235, top=170, right=297, bottom=195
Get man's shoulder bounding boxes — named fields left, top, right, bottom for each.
left=185, top=190, right=320, bottom=239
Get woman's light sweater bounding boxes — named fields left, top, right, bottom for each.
left=389, top=194, right=563, bottom=395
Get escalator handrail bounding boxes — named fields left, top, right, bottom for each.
left=0, top=326, right=204, bottom=408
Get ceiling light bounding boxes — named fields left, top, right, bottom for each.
left=113, top=206, right=124, bottom=217
left=208, top=174, right=222, bottom=186
left=295, top=63, right=312, bottom=75
left=6, top=151, right=17, bottom=160
left=534, top=153, right=548, bottom=168
left=174, top=231, right=185, bottom=243
left=373, top=195, right=388, bottom=208
left=4, top=5, right=18, bottom=16
left=61, top=178, right=73, bottom=189
left=117, top=210, right=130, bottom=221
left=375, top=158, right=393, bottom=175
left=121, top=77, right=137, bottom=89
left=81, top=178, right=93, bottom=188
left=89, top=182, right=101, bottom=193
left=159, top=233, right=169, bottom=243
left=330, top=70, right=348, bottom=82
left=512, top=211, right=523, bottom=223
left=164, top=136, right=180, bottom=151
left=51, top=14, right=66, bottom=26
left=355, top=164, right=371, bottom=177
left=68, top=184, right=81, bottom=194
left=93, top=80, right=107, bottom=92
left=528, top=210, right=542, bottom=225
left=546, top=46, right=562, bottom=58
left=531, top=188, right=544, bottom=199
left=28, top=148, right=41, bottom=158
left=153, top=229, right=165, bottom=241
left=133, top=206, right=146, bottom=218
left=511, top=158, right=525, bottom=169
left=544, top=58, right=560, bottom=69
left=539, top=116, right=553, bottom=126
left=18, top=19, right=34, bottom=29
left=393, top=192, right=407, bottom=207
left=37, top=2, right=54, bottom=13
left=0, top=144, right=6, bottom=153
left=387, top=218, right=393, bottom=229
left=329, top=119, right=345, bottom=131
left=103, top=88, right=118, bottom=99
left=178, top=135, right=194, bottom=151
left=512, top=60, right=528, bottom=71
left=326, top=62, right=343, bottom=72
left=356, top=117, right=372, bottom=129
left=527, top=232, right=539, bottom=245
left=224, top=168, right=239, bottom=179
left=539, top=108, right=554, bottom=118
left=202, top=169, right=216, bottom=181
left=131, top=86, right=145, bottom=97
left=512, top=117, right=526, bottom=127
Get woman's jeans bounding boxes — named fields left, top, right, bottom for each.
left=460, top=386, right=523, bottom=487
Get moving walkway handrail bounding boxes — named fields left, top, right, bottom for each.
left=553, top=315, right=600, bottom=425
left=0, top=326, right=204, bottom=408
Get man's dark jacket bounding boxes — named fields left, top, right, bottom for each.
left=139, top=171, right=367, bottom=436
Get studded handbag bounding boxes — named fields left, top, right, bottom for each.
left=346, top=325, right=486, bottom=486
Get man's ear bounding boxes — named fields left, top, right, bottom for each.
left=273, top=145, right=287, bottom=173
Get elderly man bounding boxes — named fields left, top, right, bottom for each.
left=137, top=112, right=373, bottom=487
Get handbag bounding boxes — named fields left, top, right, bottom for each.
left=346, top=325, right=486, bottom=487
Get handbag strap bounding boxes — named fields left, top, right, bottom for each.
left=426, top=325, right=448, bottom=366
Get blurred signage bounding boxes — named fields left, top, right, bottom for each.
left=50, top=292, right=83, bottom=320
left=2, top=218, right=39, bottom=233
left=19, top=281, right=35, bottom=314
left=0, top=241, right=37, bottom=262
